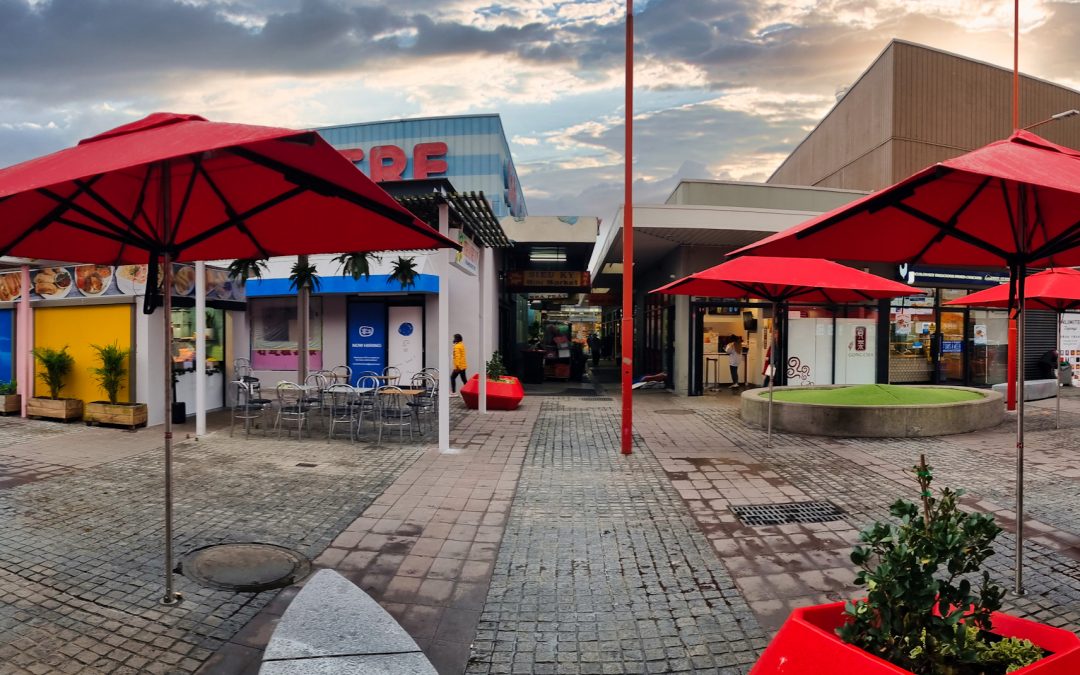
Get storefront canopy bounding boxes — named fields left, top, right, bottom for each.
left=652, top=256, right=919, bottom=303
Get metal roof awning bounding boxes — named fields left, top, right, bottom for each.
left=394, top=191, right=512, bottom=248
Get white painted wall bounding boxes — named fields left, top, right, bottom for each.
left=136, top=308, right=166, bottom=427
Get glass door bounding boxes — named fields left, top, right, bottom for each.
left=938, top=309, right=966, bottom=384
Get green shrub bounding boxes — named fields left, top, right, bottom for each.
left=486, top=352, right=508, bottom=381
left=31, top=346, right=75, bottom=400
left=0, top=381, right=16, bottom=396
left=89, top=342, right=129, bottom=404
left=838, top=455, right=1042, bottom=674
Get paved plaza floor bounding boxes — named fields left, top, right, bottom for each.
left=2, top=384, right=1080, bottom=674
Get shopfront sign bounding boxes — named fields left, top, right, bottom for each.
left=343, top=141, right=449, bottom=182
left=347, top=302, right=386, bottom=382
left=836, top=320, right=876, bottom=384
left=854, top=326, right=867, bottom=351
left=448, top=228, right=480, bottom=276
left=941, top=340, right=963, bottom=354
left=898, top=265, right=1009, bottom=287
left=1060, top=316, right=1080, bottom=386
left=507, top=270, right=589, bottom=291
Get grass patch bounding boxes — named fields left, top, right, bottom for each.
left=765, top=384, right=983, bottom=406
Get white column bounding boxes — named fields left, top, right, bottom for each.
left=438, top=203, right=451, bottom=452
left=18, top=265, right=30, bottom=416
left=479, top=247, right=488, bottom=414
left=195, top=261, right=207, bottom=437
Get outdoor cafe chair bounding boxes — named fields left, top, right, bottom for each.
left=325, top=384, right=358, bottom=442
left=274, top=382, right=310, bottom=439
left=331, top=365, right=353, bottom=384
left=376, top=385, right=414, bottom=444
left=354, top=375, right=379, bottom=439
left=303, top=372, right=329, bottom=426
left=407, top=373, right=437, bottom=433
left=230, top=380, right=268, bottom=437
left=382, top=366, right=401, bottom=385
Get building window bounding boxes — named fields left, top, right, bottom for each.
left=889, top=288, right=935, bottom=383
left=171, top=308, right=225, bottom=371
left=250, top=297, right=323, bottom=371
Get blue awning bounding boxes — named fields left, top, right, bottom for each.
left=244, top=273, right=439, bottom=297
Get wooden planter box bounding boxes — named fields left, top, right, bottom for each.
left=751, top=602, right=1080, bottom=674
left=0, top=394, right=20, bottom=415
left=85, top=402, right=148, bottom=429
left=27, top=397, right=84, bottom=422
left=460, top=375, right=525, bottom=411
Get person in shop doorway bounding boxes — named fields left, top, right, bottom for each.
left=725, top=335, right=742, bottom=389
left=451, top=334, right=468, bottom=396
left=588, top=333, right=601, bottom=368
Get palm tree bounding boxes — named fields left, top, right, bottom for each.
left=288, top=258, right=321, bottom=292
left=333, top=252, right=381, bottom=281
left=388, top=256, right=419, bottom=290
left=226, top=258, right=269, bottom=286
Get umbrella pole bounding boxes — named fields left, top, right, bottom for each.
left=162, top=253, right=179, bottom=605
left=1057, top=311, right=1062, bottom=430
left=767, top=302, right=777, bottom=448
left=1015, top=264, right=1026, bottom=595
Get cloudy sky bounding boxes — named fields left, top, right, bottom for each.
left=1, top=0, right=1078, bottom=224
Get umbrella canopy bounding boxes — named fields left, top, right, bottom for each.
left=0, top=112, right=458, bottom=606
left=734, top=131, right=1080, bottom=268
left=652, top=256, right=919, bottom=302
left=732, top=130, right=1080, bottom=595
left=0, top=112, right=454, bottom=263
left=943, top=267, right=1080, bottom=312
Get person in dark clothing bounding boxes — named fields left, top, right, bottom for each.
left=1038, top=349, right=1059, bottom=380
left=588, top=333, right=600, bottom=367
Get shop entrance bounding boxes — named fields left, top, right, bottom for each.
left=691, top=302, right=766, bottom=394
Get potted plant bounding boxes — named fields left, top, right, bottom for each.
left=387, top=256, right=418, bottom=290
left=460, top=351, right=525, bottom=411
left=85, top=342, right=146, bottom=429
left=0, top=380, right=19, bottom=415
left=751, top=455, right=1080, bottom=674
left=27, top=346, right=83, bottom=421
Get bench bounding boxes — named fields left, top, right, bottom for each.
left=260, top=569, right=436, bottom=674
left=991, top=379, right=1058, bottom=402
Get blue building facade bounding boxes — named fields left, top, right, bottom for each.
left=316, top=114, right=526, bottom=218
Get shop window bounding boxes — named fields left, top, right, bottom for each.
left=249, top=297, right=323, bottom=371
left=969, top=309, right=1009, bottom=385
left=889, top=289, right=936, bottom=383
left=171, top=308, right=225, bottom=373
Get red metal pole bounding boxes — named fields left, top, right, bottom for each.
left=1007, top=0, right=1020, bottom=411
left=620, top=0, right=634, bottom=455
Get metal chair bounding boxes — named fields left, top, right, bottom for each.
left=303, top=372, right=329, bottom=427
left=382, top=366, right=401, bottom=385
left=274, top=382, right=310, bottom=439
left=407, top=373, right=437, bottom=433
left=376, top=385, right=414, bottom=444
left=331, top=365, right=353, bottom=385
left=325, top=384, right=358, bottom=442
left=354, top=375, right=379, bottom=440
left=230, top=380, right=268, bottom=437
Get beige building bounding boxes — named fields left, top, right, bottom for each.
left=770, top=39, right=1080, bottom=191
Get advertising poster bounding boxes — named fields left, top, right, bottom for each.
left=388, top=306, right=424, bottom=384
left=347, top=302, right=386, bottom=384
left=836, top=319, right=876, bottom=384
left=19, top=264, right=243, bottom=302
left=973, top=324, right=988, bottom=346
left=894, top=310, right=911, bottom=335
left=1060, top=316, right=1080, bottom=386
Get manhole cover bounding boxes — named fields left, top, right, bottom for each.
left=179, top=543, right=311, bottom=592
left=655, top=409, right=696, bottom=415
left=731, top=501, right=844, bottom=527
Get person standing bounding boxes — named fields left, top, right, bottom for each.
left=451, top=333, right=468, bottom=395
left=588, top=333, right=601, bottom=367
left=724, top=335, right=741, bottom=389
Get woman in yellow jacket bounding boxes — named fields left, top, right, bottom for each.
left=451, top=333, right=468, bottom=394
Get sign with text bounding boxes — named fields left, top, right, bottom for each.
left=448, top=228, right=480, bottom=276
left=388, top=305, right=424, bottom=384
left=507, top=270, right=590, bottom=290
left=1060, top=316, right=1080, bottom=386
left=347, top=302, right=386, bottom=384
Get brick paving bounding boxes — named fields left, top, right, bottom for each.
left=464, top=398, right=767, bottom=674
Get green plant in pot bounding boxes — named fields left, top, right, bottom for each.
left=838, top=455, right=1043, bottom=674
left=28, top=346, right=83, bottom=421
left=0, top=379, right=18, bottom=415
left=486, top=351, right=509, bottom=381
left=84, top=342, right=147, bottom=428
left=388, top=256, right=418, bottom=290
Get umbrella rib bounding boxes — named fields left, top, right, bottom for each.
left=227, top=146, right=427, bottom=233
left=38, top=187, right=159, bottom=251
left=0, top=176, right=104, bottom=256
left=907, top=177, right=991, bottom=264
left=1032, top=221, right=1080, bottom=261
left=113, top=167, right=156, bottom=265
left=892, top=201, right=1013, bottom=261
left=174, top=185, right=306, bottom=255
left=55, top=217, right=141, bottom=248
left=71, top=179, right=160, bottom=250
left=170, top=155, right=203, bottom=249
left=1030, top=186, right=1051, bottom=262
left=1000, top=180, right=1024, bottom=257
left=192, top=163, right=270, bottom=258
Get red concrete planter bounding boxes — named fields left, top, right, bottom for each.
left=460, top=375, right=524, bottom=411
left=751, top=602, right=1080, bottom=674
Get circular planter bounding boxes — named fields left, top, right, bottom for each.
left=741, top=385, right=1003, bottom=437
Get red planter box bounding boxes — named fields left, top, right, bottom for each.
left=460, top=375, right=524, bottom=411
left=751, top=602, right=1080, bottom=674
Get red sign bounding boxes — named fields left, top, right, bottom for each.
left=855, top=326, right=866, bottom=351
left=343, top=142, right=449, bottom=182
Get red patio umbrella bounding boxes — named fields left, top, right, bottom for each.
left=654, top=256, right=920, bottom=446
left=734, top=129, right=1080, bottom=592
left=945, top=267, right=1080, bottom=427
left=0, top=112, right=456, bottom=604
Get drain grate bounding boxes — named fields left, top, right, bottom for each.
left=579, top=397, right=614, bottom=402
left=655, top=409, right=696, bottom=415
left=731, top=501, right=844, bottom=527
left=296, top=462, right=318, bottom=468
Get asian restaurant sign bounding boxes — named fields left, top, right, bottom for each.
left=507, top=270, right=590, bottom=291
left=448, top=228, right=480, bottom=276
left=0, top=264, right=243, bottom=303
